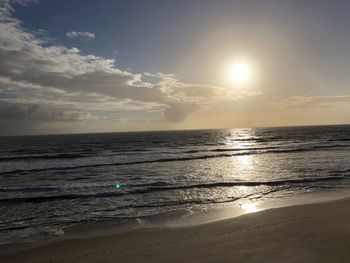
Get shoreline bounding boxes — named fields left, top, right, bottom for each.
left=2, top=193, right=350, bottom=262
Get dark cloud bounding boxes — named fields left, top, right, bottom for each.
left=0, top=102, right=92, bottom=121
left=181, top=85, right=216, bottom=98
left=164, top=102, right=199, bottom=122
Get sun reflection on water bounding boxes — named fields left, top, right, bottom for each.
left=240, top=203, right=260, bottom=213
left=237, top=155, right=253, bottom=168
left=221, top=129, right=263, bottom=214
left=224, top=128, right=256, bottom=146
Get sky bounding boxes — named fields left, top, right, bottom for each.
left=1, top=0, right=350, bottom=135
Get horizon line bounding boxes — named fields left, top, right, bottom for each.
left=1, top=122, right=350, bottom=138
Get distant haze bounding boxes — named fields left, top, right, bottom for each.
left=1, top=0, right=350, bottom=135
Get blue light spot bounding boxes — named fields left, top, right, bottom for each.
left=115, top=183, right=121, bottom=189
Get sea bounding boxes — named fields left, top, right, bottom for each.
left=1, top=125, right=350, bottom=247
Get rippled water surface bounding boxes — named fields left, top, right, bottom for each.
left=1, top=125, right=350, bottom=244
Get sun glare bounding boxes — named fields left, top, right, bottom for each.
left=226, top=58, right=255, bottom=87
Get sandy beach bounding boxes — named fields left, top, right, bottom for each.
left=1, top=197, right=350, bottom=263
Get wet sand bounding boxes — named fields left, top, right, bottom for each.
left=2, top=197, right=350, bottom=263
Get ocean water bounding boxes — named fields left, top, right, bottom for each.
left=1, top=125, right=350, bottom=245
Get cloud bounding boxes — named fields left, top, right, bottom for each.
left=270, top=95, right=350, bottom=109
left=164, top=102, right=199, bottom=122
left=181, top=85, right=215, bottom=98
left=0, top=10, right=164, bottom=111
left=0, top=11, right=232, bottom=123
left=0, top=0, right=38, bottom=21
left=66, top=31, right=95, bottom=40
left=0, top=0, right=259, bottom=134
left=0, top=101, right=93, bottom=121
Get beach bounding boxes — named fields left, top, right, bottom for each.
left=1, top=0, right=350, bottom=261
left=2, top=197, right=350, bottom=263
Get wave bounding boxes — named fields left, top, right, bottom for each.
left=169, top=146, right=278, bottom=154
left=1, top=144, right=349, bottom=175
left=209, top=146, right=278, bottom=152
left=327, top=138, right=350, bottom=142
left=139, top=176, right=349, bottom=193
left=0, top=152, right=255, bottom=175
left=0, top=191, right=123, bottom=204
left=1, top=175, right=349, bottom=204
left=0, top=186, right=58, bottom=193
left=0, top=153, right=92, bottom=161
left=312, top=144, right=350, bottom=149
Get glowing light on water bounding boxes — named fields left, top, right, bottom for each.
left=237, top=155, right=253, bottom=168
left=240, top=203, right=260, bottom=213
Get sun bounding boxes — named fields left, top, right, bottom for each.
left=229, top=62, right=251, bottom=83
left=226, top=58, right=255, bottom=86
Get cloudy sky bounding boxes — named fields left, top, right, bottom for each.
left=1, top=0, right=350, bottom=135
